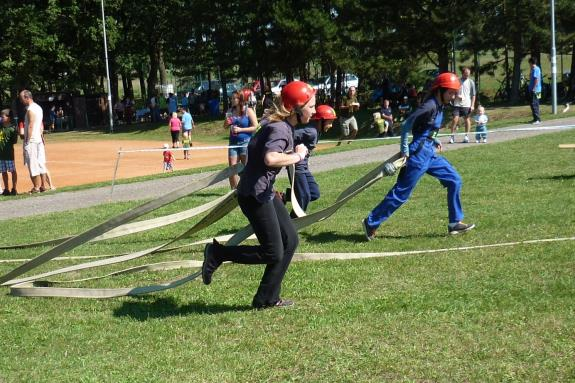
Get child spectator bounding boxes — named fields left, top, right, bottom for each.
left=0, top=109, right=18, bottom=195
left=162, top=143, right=175, bottom=172
left=474, top=106, right=488, bottom=143
left=182, top=131, right=191, bottom=160
left=373, top=112, right=386, bottom=138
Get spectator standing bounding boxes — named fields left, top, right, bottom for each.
left=201, top=80, right=314, bottom=309
left=149, top=93, right=159, bottom=122
left=474, top=106, right=489, bottom=143
left=181, top=92, right=190, bottom=111
left=48, top=105, right=56, bottom=133
left=0, top=109, right=18, bottom=195
left=449, top=67, right=476, bottom=143
left=168, top=112, right=181, bottom=148
left=181, top=107, right=194, bottom=159
left=362, top=73, right=475, bottom=241
left=397, top=95, right=412, bottom=123
left=114, top=100, right=124, bottom=124
left=18, top=90, right=47, bottom=194
left=338, top=86, right=360, bottom=143
left=261, top=85, right=275, bottom=111
left=225, top=90, right=258, bottom=189
left=167, top=93, right=178, bottom=116
left=528, top=57, right=542, bottom=124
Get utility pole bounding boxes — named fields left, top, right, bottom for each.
left=550, top=0, right=557, bottom=114
left=101, top=0, right=114, bottom=132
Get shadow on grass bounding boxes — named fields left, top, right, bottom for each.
left=301, top=230, right=444, bottom=243
left=113, top=296, right=251, bottom=320
left=528, top=174, right=575, bottom=181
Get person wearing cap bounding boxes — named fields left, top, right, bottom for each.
left=202, top=80, right=315, bottom=309
left=362, top=72, right=475, bottom=240
left=290, top=105, right=336, bottom=215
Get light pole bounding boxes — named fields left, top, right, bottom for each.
left=101, top=0, right=114, bottom=132
left=550, top=0, right=557, bottom=114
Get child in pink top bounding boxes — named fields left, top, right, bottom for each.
left=168, top=112, right=182, bottom=148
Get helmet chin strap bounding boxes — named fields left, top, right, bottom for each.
left=295, top=107, right=303, bottom=125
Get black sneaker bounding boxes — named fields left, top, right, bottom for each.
left=253, top=299, right=294, bottom=309
left=1, top=189, right=9, bottom=196
left=362, top=219, right=376, bottom=241
left=10, top=189, right=17, bottom=196
left=201, top=239, right=222, bottom=285
left=448, top=222, right=476, bottom=235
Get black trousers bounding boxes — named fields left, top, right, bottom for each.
left=215, top=193, right=299, bottom=307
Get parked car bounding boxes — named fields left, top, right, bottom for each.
left=314, top=73, right=359, bottom=95
left=271, top=78, right=302, bottom=95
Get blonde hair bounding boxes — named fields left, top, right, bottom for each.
left=477, top=105, right=485, bottom=113
left=172, top=112, right=177, bottom=118
left=262, top=101, right=293, bottom=123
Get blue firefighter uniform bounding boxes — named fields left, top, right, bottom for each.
left=365, top=96, right=464, bottom=230
left=292, top=124, right=320, bottom=212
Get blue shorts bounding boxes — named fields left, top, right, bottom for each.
left=228, top=138, right=249, bottom=158
left=0, top=160, right=15, bottom=173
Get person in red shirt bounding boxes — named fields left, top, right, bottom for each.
left=162, top=143, right=175, bottom=172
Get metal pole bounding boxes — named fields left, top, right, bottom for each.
left=110, top=148, right=122, bottom=200
left=101, top=0, right=115, bottom=132
left=550, top=0, right=557, bottom=114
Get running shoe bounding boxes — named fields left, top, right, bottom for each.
left=448, top=222, right=476, bottom=235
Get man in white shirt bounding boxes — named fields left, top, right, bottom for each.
left=19, top=90, right=47, bottom=193
left=449, top=67, right=476, bottom=143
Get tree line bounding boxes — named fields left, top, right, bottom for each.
left=1, top=0, right=574, bottom=108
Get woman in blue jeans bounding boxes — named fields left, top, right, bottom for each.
left=202, top=81, right=316, bottom=309
left=362, top=72, right=475, bottom=241
left=225, top=90, right=258, bottom=189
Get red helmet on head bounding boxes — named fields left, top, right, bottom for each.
left=281, top=81, right=316, bottom=111
left=432, top=72, right=461, bottom=91
left=311, top=105, right=336, bottom=121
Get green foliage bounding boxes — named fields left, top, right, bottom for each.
left=1, top=0, right=573, bottom=106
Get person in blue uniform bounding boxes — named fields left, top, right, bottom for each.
left=290, top=105, right=336, bottom=215
left=362, top=72, right=475, bottom=240
left=202, top=81, right=316, bottom=309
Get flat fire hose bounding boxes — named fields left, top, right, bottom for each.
left=0, top=164, right=244, bottom=292
left=3, top=154, right=406, bottom=298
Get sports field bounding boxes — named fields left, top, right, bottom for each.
left=0, top=116, right=573, bottom=381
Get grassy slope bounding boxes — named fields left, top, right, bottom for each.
left=0, top=129, right=573, bottom=382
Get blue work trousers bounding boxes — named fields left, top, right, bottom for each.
left=366, top=140, right=464, bottom=229
left=294, top=163, right=320, bottom=212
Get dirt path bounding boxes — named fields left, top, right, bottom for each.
left=12, top=139, right=232, bottom=191
left=1, top=118, right=574, bottom=221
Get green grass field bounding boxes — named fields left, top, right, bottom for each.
left=0, top=126, right=574, bottom=381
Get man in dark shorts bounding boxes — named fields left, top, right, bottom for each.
left=449, top=68, right=476, bottom=144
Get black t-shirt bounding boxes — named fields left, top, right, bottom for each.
left=237, top=120, right=294, bottom=202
